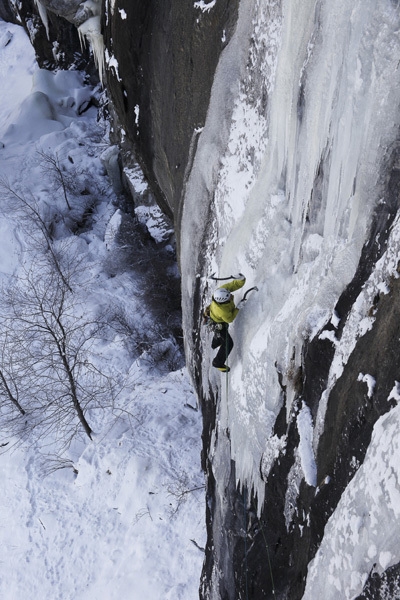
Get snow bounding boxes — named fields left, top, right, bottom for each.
left=194, top=0, right=217, bottom=13
left=0, top=19, right=204, bottom=599
left=134, top=104, right=140, bottom=128
left=260, top=433, right=286, bottom=481
left=104, top=208, right=122, bottom=249
left=297, top=402, right=317, bottom=487
left=0, top=24, right=36, bottom=136
left=0, top=371, right=204, bottom=600
left=388, top=382, right=400, bottom=404
left=357, top=373, right=376, bottom=399
left=135, top=205, right=174, bottom=243
left=105, top=48, right=121, bottom=82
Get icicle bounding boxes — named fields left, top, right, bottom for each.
left=33, top=0, right=49, bottom=39
left=194, top=0, right=217, bottom=13
left=78, top=16, right=105, bottom=84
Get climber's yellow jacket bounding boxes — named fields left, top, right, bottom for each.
left=208, top=278, right=246, bottom=324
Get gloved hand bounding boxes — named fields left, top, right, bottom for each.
left=233, top=273, right=245, bottom=280
left=237, top=299, right=247, bottom=309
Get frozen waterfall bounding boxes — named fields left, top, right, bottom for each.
left=181, top=0, right=400, bottom=554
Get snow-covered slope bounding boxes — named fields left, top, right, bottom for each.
left=0, top=20, right=204, bottom=600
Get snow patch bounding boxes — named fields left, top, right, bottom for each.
left=260, top=434, right=287, bottom=480
left=194, top=0, right=217, bottom=12
left=331, top=310, right=340, bottom=328
left=105, top=48, right=121, bottom=82
left=318, top=329, right=338, bottom=345
left=297, top=403, right=317, bottom=487
left=135, top=205, right=174, bottom=243
left=104, top=209, right=122, bottom=250
left=357, top=373, right=376, bottom=398
left=388, top=381, right=400, bottom=403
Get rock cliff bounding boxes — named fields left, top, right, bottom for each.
left=102, top=0, right=240, bottom=241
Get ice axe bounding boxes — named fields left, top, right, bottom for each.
left=210, top=272, right=245, bottom=281
left=210, top=272, right=236, bottom=281
left=242, top=286, right=258, bottom=301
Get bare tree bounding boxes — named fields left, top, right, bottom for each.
left=37, top=148, right=75, bottom=210
left=0, top=331, right=25, bottom=416
left=2, top=259, right=99, bottom=441
left=0, top=177, right=73, bottom=292
left=36, top=148, right=105, bottom=234
left=0, top=234, right=122, bottom=450
left=0, top=177, right=125, bottom=448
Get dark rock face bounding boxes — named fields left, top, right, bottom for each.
left=0, top=0, right=16, bottom=23
left=3, top=0, right=93, bottom=72
left=355, top=562, right=400, bottom=599
left=103, top=0, right=240, bottom=243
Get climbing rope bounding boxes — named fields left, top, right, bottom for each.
left=218, top=325, right=230, bottom=436
left=257, top=516, right=277, bottom=597
left=243, top=488, right=250, bottom=600
left=241, top=494, right=277, bottom=598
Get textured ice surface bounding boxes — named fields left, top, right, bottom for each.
left=182, top=0, right=400, bottom=512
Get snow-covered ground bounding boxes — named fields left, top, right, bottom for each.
left=181, top=0, right=400, bottom=596
left=0, top=20, right=204, bottom=600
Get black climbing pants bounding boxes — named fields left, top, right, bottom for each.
left=211, top=325, right=233, bottom=368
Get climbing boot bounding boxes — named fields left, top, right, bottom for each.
left=213, top=364, right=230, bottom=372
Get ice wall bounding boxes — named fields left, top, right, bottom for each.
left=182, top=0, right=400, bottom=510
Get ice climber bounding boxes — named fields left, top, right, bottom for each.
left=204, top=274, right=246, bottom=372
